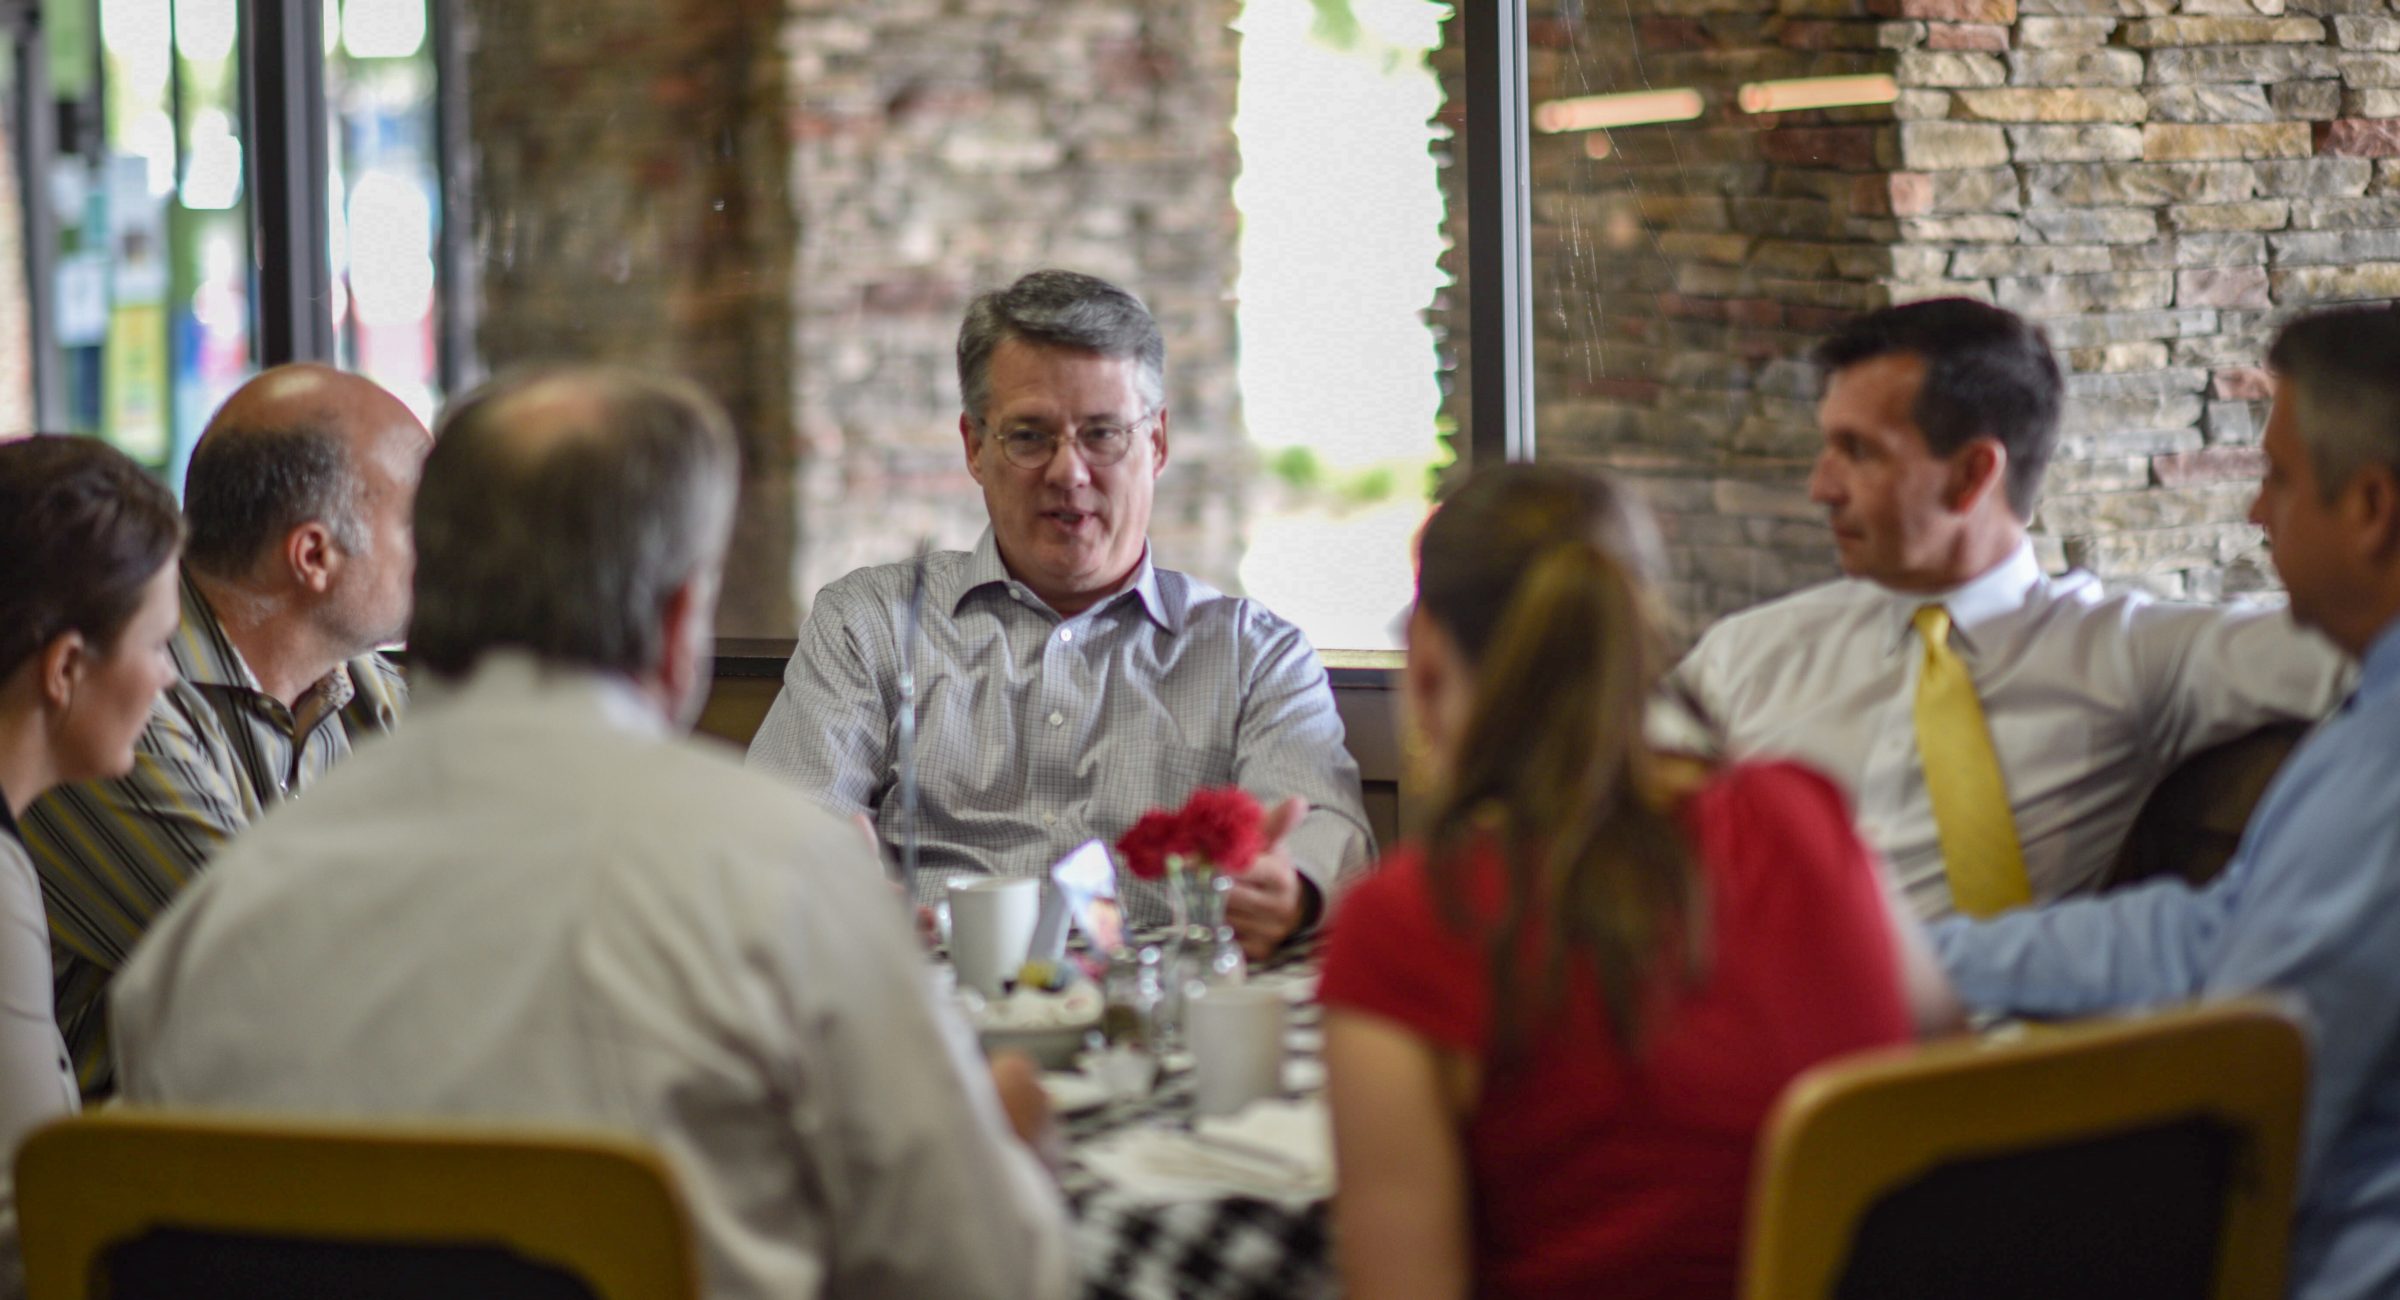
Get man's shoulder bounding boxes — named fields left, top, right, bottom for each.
left=1690, top=578, right=1879, bottom=656
left=817, top=549, right=978, bottom=606
left=343, top=650, right=409, bottom=731
left=258, top=700, right=861, bottom=870
left=1152, top=565, right=1307, bottom=645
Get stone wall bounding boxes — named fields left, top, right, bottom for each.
left=461, top=0, right=799, bottom=636
left=783, top=0, right=1247, bottom=608
left=1438, top=0, right=2400, bottom=637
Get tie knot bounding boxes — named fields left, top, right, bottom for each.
left=1913, top=604, right=1952, bottom=646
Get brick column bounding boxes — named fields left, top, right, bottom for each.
left=462, top=0, right=799, bottom=636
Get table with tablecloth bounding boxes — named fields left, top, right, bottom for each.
left=1056, top=958, right=1336, bottom=1300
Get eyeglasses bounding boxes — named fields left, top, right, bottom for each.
left=983, top=415, right=1156, bottom=470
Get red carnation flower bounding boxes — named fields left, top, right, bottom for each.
left=1175, top=786, right=1265, bottom=876
left=1115, top=808, right=1181, bottom=881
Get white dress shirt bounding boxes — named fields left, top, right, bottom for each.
left=1674, top=542, right=2349, bottom=919
left=111, top=655, right=1073, bottom=1300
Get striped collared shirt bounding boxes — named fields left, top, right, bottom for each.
left=745, top=530, right=1372, bottom=929
left=20, top=568, right=405, bottom=1095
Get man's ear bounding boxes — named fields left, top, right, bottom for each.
left=1149, top=408, right=1170, bottom=479
left=1946, top=438, right=2011, bottom=517
left=960, top=414, right=987, bottom=487
left=654, top=568, right=720, bottom=729
left=283, top=521, right=341, bottom=595
left=2348, top=464, right=2400, bottom=563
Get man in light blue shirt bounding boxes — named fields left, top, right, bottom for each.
left=1933, top=303, right=2400, bottom=1300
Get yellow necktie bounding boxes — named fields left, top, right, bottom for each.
left=1912, top=605, right=2031, bottom=917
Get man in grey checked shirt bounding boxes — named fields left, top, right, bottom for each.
left=747, top=270, right=1371, bottom=959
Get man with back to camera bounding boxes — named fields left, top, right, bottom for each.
left=1932, top=302, right=2400, bottom=1300
left=111, top=367, right=1074, bottom=1300
left=747, top=269, right=1371, bottom=958
left=1672, top=298, right=2346, bottom=921
left=22, top=364, right=429, bottom=1094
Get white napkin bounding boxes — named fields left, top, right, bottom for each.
left=1040, top=1070, right=1112, bottom=1115
left=1075, top=1097, right=1334, bottom=1202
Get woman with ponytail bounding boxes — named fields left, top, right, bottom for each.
left=1319, top=464, right=1957, bottom=1299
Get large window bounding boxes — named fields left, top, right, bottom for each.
left=30, top=0, right=258, bottom=479
left=6, top=0, right=1530, bottom=653
left=1233, top=0, right=1449, bottom=650
left=324, top=0, right=438, bottom=426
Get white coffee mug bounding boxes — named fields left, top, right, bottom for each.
left=1187, top=984, right=1288, bottom=1118
left=947, top=876, right=1042, bottom=999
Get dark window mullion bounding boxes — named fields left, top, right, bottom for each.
left=1463, top=0, right=1535, bottom=466
left=241, top=0, right=333, bottom=365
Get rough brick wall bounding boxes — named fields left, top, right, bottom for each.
left=462, top=0, right=799, bottom=636
left=784, top=0, right=1247, bottom=609
left=1439, top=0, right=2400, bottom=637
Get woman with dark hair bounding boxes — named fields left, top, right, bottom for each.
left=1320, top=464, right=1958, bottom=1298
left=0, top=436, right=183, bottom=1178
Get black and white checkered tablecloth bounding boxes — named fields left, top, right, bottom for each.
left=1059, top=955, right=1336, bottom=1300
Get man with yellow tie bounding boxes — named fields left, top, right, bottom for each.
left=1673, top=299, right=2348, bottom=921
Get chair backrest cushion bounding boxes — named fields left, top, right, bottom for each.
left=99, top=1229, right=599, bottom=1300
left=1834, top=1114, right=2236, bottom=1300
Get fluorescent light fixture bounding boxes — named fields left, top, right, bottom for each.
left=1534, top=88, right=1704, bottom=134
left=1737, top=74, right=1899, bottom=114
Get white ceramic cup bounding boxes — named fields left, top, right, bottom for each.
left=947, top=876, right=1043, bottom=999
left=1187, top=984, right=1288, bottom=1118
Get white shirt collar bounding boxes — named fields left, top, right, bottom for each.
left=413, top=650, right=671, bottom=739
left=1882, top=539, right=2043, bottom=656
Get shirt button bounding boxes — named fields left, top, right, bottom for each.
left=1048, top=711, right=1064, bottom=727
left=1042, top=811, right=1058, bottom=826
left=1059, top=628, right=1073, bottom=643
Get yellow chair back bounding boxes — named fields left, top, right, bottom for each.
left=16, top=1110, right=700, bottom=1300
left=1742, top=998, right=2307, bottom=1300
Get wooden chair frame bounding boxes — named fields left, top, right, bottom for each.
left=16, top=1110, right=700, bottom=1300
left=1742, top=998, right=2307, bottom=1300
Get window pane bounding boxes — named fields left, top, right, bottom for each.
left=1234, top=0, right=1449, bottom=651
left=32, top=0, right=257, bottom=480
left=327, top=0, right=439, bottom=428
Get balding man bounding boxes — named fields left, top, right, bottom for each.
left=23, top=364, right=431, bottom=1095
left=114, top=368, right=1072, bottom=1300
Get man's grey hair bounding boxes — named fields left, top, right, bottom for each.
left=183, top=422, right=368, bottom=578
left=956, top=269, right=1166, bottom=425
left=407, top=367, right=740, bottom=681
left=2268, top=304, right=2400, bottom=502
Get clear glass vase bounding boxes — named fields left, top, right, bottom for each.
left=1167, top=860, right=1247, bottom=1012
left=1152, top=859, right=1243, bottom=1048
